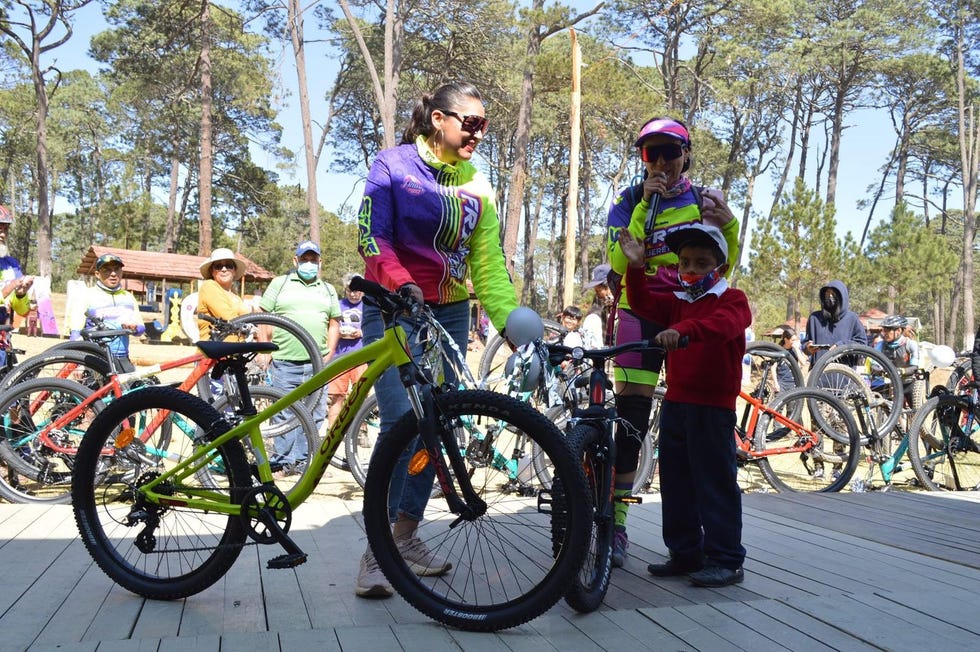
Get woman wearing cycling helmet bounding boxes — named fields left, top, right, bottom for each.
left=605, top=117, right=740, bottom=568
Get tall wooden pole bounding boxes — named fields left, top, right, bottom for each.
left=563, top=28, right=582, bottom=308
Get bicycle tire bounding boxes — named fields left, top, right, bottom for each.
left=533, top=387, right=663, bottom=494
left=744, top=341, right=805, bottom=397
left=907, top=394, right=980, bottom=491
left=345, top=390, right=378, bottom=488
left=807, top=344, right=903, bottom=438
left=0, top=377, right=103, bottom=504
left=72, top=386, right=250, bottom=599
left=362, top=389, right=590, bottom=632
left=210, top=385, right=319, bottom=499
left=1, top=349, right=113, bottom=391
left=945, top=359, right=972, bottom=394
left=753, top=387, right=860, bottom=492
left=556, top=423, right=613, bottom=613
left=477, top=317, right=564, bottom=391
left=199, top=312, right=325, bottom=410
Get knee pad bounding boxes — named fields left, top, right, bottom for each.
left=614, top=394, right=654, bottom=473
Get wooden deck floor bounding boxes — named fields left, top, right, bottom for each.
left=2, top=473, right=979, bottom=652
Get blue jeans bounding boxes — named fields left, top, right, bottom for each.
left=270, top=359, right=326, bottom=465
left=362, top=300, right=469, bottom=522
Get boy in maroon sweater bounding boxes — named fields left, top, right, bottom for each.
left=620, top=223, right=752, bottom=587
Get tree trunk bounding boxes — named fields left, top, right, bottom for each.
left=31, top=52, right=52, bottom=278
left=503, top=8, right=543, bottom=276
left=198, top=0, right=214, bottom=255
left=166, top=150, right=180, bottom=253
left=289, top=0, right=319, bottom=242
left=563, top=29, right=581, bottom=307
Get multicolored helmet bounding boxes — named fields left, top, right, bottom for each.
left=0, top=205, right=13, bottom=224
left=95, top=253, right=125, bottom=270
left=634, top=117, right=691, bottom=147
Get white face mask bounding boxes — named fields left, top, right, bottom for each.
left=297, top=261, right=319, bottom=281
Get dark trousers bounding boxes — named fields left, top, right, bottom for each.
left=658, top=400, right=745, bottom=569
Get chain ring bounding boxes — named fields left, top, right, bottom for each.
left=239, top=484, right=292, bottom=544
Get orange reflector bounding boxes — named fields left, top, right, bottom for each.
left=408, top=450, right=431, bottom=475
left=115, top=427, right=136, bottom=448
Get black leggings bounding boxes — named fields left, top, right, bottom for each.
left=614, top=394, right=654, bottom=474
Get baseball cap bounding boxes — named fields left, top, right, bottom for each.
left=296, top=240, right=321, bottom=256
left=584, top=263, right=612, bottom=289
left=95, top=253, right=125, bottom=270
left=664, top=223, right=728, bottom=262
left=634, top=117, right=690, bottom=147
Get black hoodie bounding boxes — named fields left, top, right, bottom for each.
left=803, top=280, right=867, bottom=363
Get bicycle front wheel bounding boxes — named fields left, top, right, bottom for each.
left=753, top=387, right=860, bottom=492
left=1, top=350, right=112, bottom=392
left=0, top=377, right=103, bottom=504
left=555, top=423, right=613, bottom=613
left=72, top=386, right=250, bottom=599
left=362, top=389, right=590, bottom=632
left=908, top=394, right=980, bottom=491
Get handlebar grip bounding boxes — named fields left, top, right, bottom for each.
left=348, top=274, right=386, bottom=298
left=677, top=335, right=689, bottom=349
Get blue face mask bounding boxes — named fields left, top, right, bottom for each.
left=678, top=265, right=723, bottom=300
left=297, top=261, right=319, bottom=281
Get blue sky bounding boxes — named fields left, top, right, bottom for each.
left=49, top=2, right=917, bottom=248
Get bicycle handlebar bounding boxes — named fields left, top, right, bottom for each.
left=348, top=275, right=423, bottom=320
left=545, top=336, right=688, bottom=366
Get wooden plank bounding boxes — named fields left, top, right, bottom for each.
left=713, top=600, right=836, bottom=652
left=278, top=628, right=343, bottom=650
left=781, top=592, right=970, bottom=650
left=760, top=599, right=881, bottom=651
left=636, top=605, right=743, bottom=652
left=156, top=635, right=219, bottom=652
left=388, top=622, right=462, bottom=649
left=29, top=551, right=117, bottom=648
left=333, top=624, right=401, bottom=651
left=599, top=609, right=694, bottom=651
left=217, top=630, right=279, bottom=652
left=91, top=639, right=160, bottom=652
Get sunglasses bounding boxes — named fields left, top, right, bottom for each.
left=640, top=143, right=686, bottom=163
left=212, top=261, right=237, bottom=271
left=443, top=110, right=489, bottom=135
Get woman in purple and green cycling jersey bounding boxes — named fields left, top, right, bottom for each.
left=605, top=117, right=741, bottom=570
left=354, top=80, right=519, bottom=598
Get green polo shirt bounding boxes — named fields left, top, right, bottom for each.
left=260, top=272, right=340, bottom=361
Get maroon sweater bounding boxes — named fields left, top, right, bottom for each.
left=626, top=266, right=751, bottom=410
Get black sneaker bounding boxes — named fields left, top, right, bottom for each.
left=689, top=565, right=744, bottom=587
left=647, top=557, right=704, bottom=577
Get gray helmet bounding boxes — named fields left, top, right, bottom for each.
left=881, top=315, right=907, bottom=329
left=504, top=344, right=542, bottom=393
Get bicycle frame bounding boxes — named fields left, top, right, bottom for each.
left=735, top=390, right=822, bottom=460
left=137, top=320, right=414, bottom=516
left=13, top=351, right=215, bottom=457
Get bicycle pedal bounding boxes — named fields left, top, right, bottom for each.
left=267, top=552, right=308, bottom=569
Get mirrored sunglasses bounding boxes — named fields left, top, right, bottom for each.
left=212, top=261, right=237, bottom=271
left=443, top=110, right=489, bottom=135
left=640, top=143, right=685, bottom=163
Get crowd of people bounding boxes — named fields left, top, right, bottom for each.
left=7, top=77, right=969, bottom=606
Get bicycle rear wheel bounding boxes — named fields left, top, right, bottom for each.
left=0, top=377, right=103, bottom=504
left=200, top=312, right=325, bottom=410
left=1, top=350, right=112, bottom=392
left=362, top=389, right=590, bottom=632
left=345, top=390, right=378, bottom=488
left=807, top=344, right=903, bottom=437
left=753, top=387, right=860, bottom=492
left=907, top=394, right=980, bottom=491
left=72, top=386, right=250, bottom=599
left=211, top=385, right=319, bottom=499
left=554, top=423, right=613, bottom=613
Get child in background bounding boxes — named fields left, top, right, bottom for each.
left=559, top=305, right=585, bottom=347
left=620, top=223, right=752, bottom=588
